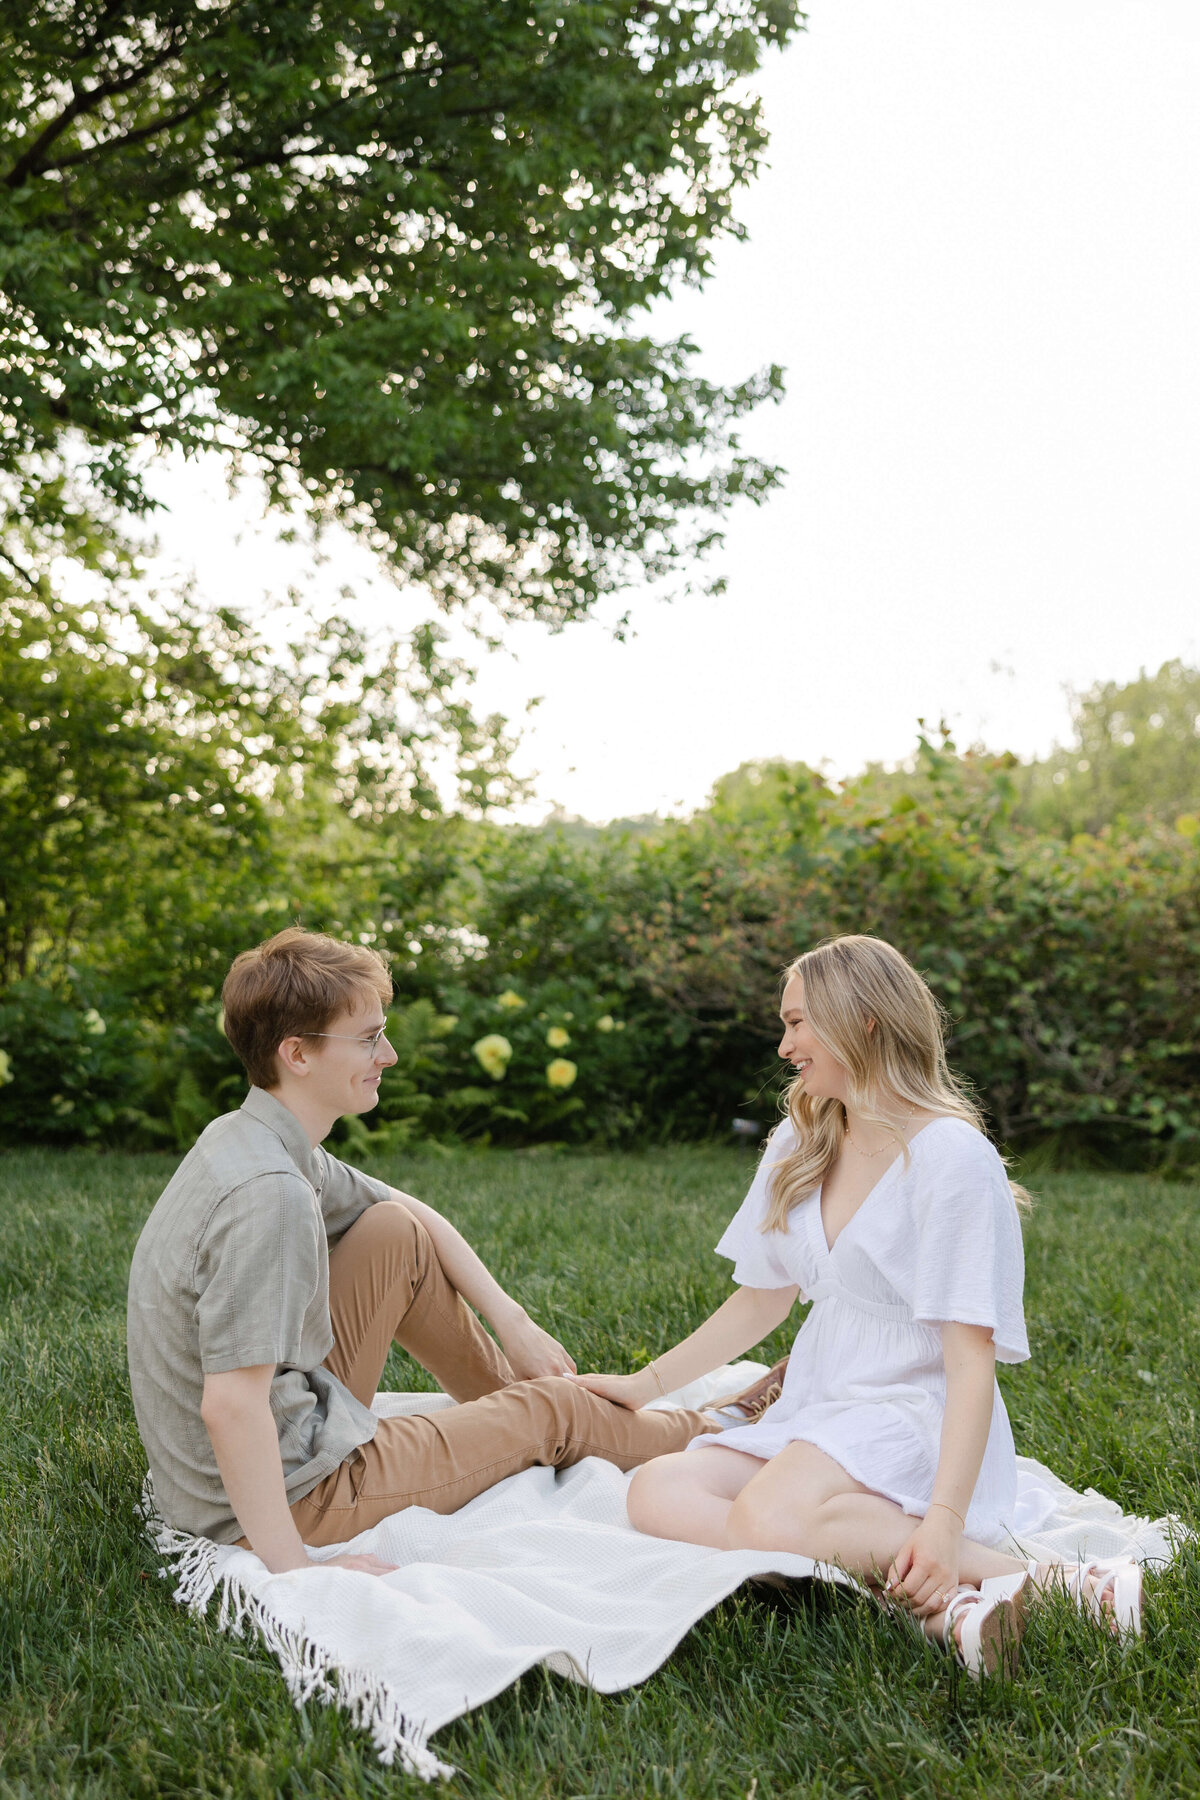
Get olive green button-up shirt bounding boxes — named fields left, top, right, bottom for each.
left=127, top=1087, right=391, bottom=1543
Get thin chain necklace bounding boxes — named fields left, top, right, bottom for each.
left=844, top=1108, right=916, bottom=1157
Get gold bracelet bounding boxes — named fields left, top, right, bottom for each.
left=927, top=1500, right=966, bottom=1529
left=647, top=1359, right=667, bottom=1397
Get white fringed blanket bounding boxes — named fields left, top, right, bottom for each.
left=143, top=1365, right=1188, bottom=1781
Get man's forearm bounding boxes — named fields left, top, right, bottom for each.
left=390, top=1188, right=525, bottom=1329
left=202, top=1370, right=309, bottom=1573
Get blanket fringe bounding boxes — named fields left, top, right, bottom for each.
left=137, top=1478, right=454, bottom=1781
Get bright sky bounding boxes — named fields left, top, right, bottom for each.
left=136, top=0, right=1200, bottom=821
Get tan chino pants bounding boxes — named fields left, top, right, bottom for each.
left=288, top=1200, right=711, bottom=1546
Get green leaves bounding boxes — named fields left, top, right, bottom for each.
left=0, top=0, right=798, bottom=615
left=0, top=568, right=520, bottom=1007
left=1017, top=661, right=1200, bottom=837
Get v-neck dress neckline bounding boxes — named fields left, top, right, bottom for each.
left=814, top=1117, right=943, bottom=1257
left=690, top=1114, right=1031, bottom=1549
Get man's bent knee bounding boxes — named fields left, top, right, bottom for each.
left=515, top=1374, right=589, bottom=1429
left=508, top=1376, right=659, bottom=1459
left=344, top=1198, right=428, bottom=1263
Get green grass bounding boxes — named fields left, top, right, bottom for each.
left=2, top=1146, right=1199, bottom=1799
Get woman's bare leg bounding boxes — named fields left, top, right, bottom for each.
left=627, top=1446, right=766, bottom=1548
left=628, top=1441, right=1035, bottom=1648
left=724, top=1442, right=1029, bottom=1636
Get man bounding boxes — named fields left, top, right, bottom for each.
left=128, top=927, right=713, bottom=1576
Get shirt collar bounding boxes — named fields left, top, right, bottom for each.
left=240, top=1087, right=325, bottom=1192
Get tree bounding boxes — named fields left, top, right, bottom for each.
left=1016, top=661, right=1200, bottom=836
left=0, top=515, right=518, bottom=999
left=0, top=1, right=797, bottom=620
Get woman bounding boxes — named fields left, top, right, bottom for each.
left=571, top=935, right=1142, bottom=1677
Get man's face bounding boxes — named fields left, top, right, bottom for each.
left=299, top=993, right=398, bottom=1117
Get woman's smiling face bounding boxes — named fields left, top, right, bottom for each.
left=777, top=973, right=849, bottom=1103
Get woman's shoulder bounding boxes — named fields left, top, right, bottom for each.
left=907, top=1115, right=1008, bottom=1181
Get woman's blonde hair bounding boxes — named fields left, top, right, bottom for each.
left=763, top=934, right=1029, bottom=1231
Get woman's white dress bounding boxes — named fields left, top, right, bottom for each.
left=689, top=1116, right=1029, bottom=1547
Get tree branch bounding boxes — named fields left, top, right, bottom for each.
left=0, top=544, right=44, bottom=593
left=44, top=81, right=229, bottom=172
left=4, top=33, right=188, bottom=188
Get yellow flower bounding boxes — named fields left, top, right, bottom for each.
left=473, top=1034, right=513, bottom=1081
left=546, top=1058, right=577, bottom=1090
left=595, top=1015, right=615, bottom=1033
left=432, top=1013, right=459, bottom=1036
left=83, top=1008, right=106, bottom=1035
left=0, top=1048, right=12, bottom=1086
left=614, top=1020, right=626, bottom=1031
left=546, top=1026, right=570, bottom=1049
left=496, top=989, right=526, bottom=1010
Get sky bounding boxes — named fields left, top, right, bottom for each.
left=134, top=0, right=1200, bottom=821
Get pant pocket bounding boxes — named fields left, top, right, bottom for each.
left=346, top=1447, right=368, bottom=1503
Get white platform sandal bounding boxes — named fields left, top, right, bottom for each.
left=937, top=1575, right=1027, bottom=1679
left=1027, top=1557, right=1143, bottom=1642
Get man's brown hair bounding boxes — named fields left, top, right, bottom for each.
left=221, top=927, right=392, bottom=1090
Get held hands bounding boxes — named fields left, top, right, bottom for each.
left=884, top=1509, right=963, bottom=1618
left=496, top=1307, right=578, bottom=1381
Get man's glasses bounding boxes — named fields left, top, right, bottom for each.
left=304, top=1027, right=390, bottom=1053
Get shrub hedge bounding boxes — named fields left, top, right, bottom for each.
left=2, top=745, right=1196, bottom=1167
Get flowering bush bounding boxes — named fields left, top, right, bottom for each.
left=472, top=1034, right=513, bottom=1081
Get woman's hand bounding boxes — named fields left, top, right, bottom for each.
left=495, top=1307, right=577, bottom=1381
left=884, top=1510, right=963, bottom=1617
left=566, top=1369, right=657, bottom=1410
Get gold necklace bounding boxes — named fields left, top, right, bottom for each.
left=844, top=1109, right=916, bottom=1157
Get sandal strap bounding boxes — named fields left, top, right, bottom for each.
left=941, top=1585, right=986, bottom=1652
left=940, top=1582, right=1025, bottom=1678
left=1051, top=1556, right=1141, bottom=1629
left=1062, top=1558, right=1112, bottom=1624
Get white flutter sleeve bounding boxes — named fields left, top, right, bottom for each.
left=714, top=1122, right=804, bottom=1291
left=910, top=1128, right=1030, bottom=1364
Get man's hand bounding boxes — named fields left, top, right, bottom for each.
left=496, top=1307, right=577, bottom=1380
left=389, top=1191, right=577, bottom=1380
left=307, top=1552, right=397, bottom=1577
left=885, top=1510, right=962, bottom=1617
